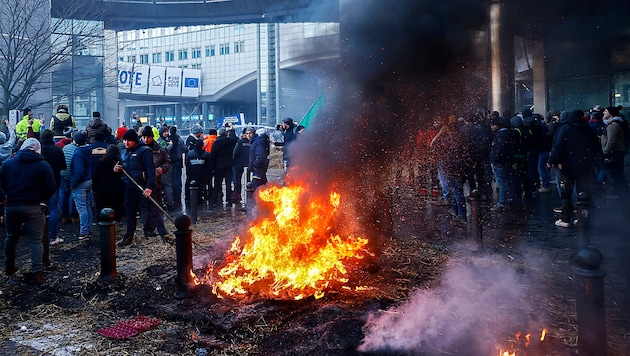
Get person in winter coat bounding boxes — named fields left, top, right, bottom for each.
left=185, top=139, right=212, bottom=205
left=489, top=116, right=514, bottom=212
left=601, top=106, right=628, bottom=194
left=85, top=112, right=110, bottom=144
left=40, top=129, right=67, bottom=245
left=140, top=126, right=171, bottom=237
left=166, top=126, right=185, bottom=210
left=209, top=127, right=238, bottom=208
left=0, top=130, right=16, bottom=164
left=0, top=138, right=56, bottom=285
left=93, top=145, right=125, bottom=222
left=49, top=104, right=76, bottom=143
left=246, top=129, right=270, bottom=215
left=15, top=108, right=41, bottom=140
left=548, top=110, right=600, bottom=228
left=69, top=131, right=93, bottom=239
left=232, top=127, right=254, bottom=205
left=114, top=130, right=171, bottom=246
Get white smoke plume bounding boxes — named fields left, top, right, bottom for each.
left=359, top=255, right=543, bottom=354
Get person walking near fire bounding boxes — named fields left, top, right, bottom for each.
left=246, top=128, right=270, bottom=216
left=139, top=126, right=171, bottom=238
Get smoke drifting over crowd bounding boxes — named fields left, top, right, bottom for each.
left=286, top=0, right=489, bottom=243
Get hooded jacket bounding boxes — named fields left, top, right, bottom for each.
left=548, top=110, right=600, bottom=178
left=0, top=130, right=16, bottom=164
left=0, top=149, right=56, bottom=205
left=601, top=116, right=628, bottom=155
left=15, top=115, right=42, bottom=139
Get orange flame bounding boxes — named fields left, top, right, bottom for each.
left=540, top=328, right=547, bottom=341
left=212, top=183, right=369, bottom=300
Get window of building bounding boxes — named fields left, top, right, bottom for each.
left=178, top=49, right=188, bottom=60
left=165, top=51, right=174, bottom=62
left=140, top=54, right=149, bottom=64
left=192, top=47, right=201, bottom=59
left=205, top=45, right=215, bottom=57
left=119, top=56, right=124, bottom=62
left=234, top=24, right=244, bottom=36
left=219, top=26, right=229, bottom=38
left=127, top=55, right=136, bottom=63
left=191, top=64, right=202, bottom=69
left=219, top=43, right=230, bottom=55
left=152, top=52, right=161, bottom=63
left=234, top=41, right=244, bottom=54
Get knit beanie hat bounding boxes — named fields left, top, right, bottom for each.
left=141, top=125, right=154, bottom=138
left=73, top=131, right=87, bottom=146
left=122, top=129, right=139, bottom=142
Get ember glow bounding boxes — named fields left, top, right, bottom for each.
left=498, top=328, right=548, bottom=356
left=212, top=182, right=370, bottom=300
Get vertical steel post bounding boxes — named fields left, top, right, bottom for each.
left=188, top=180, right=198, bottom=224
left=573, top=247, right=607, bottom=356
left=174, top=215, right=194, bottom=299
left=99, top=208, right=117, bottom=280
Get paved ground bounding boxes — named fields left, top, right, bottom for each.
left=1, top=166, right=629, bottom=354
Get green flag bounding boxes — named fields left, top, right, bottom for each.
left=299, top=93, right=325, bottom=129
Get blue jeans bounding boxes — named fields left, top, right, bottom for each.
left=492, top=164, right=512, bottom=205
left=4, top=205, right=46, bottom=272
left=47, top=190, right=60, bottom=240
left=58, top=178, right=77, bottom=219
left=72, top=180, right=93, bottom=235
left=437, top=162, right=450, bottom=200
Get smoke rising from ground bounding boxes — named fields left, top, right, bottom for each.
left=359, top=254, right=545, bottom=354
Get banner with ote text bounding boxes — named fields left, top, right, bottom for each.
left=131, top=64, right=150, bottom=94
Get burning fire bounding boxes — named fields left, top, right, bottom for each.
left=212, top=182, right=370, bottom=300
left=498, top=328, right=547, bottom=356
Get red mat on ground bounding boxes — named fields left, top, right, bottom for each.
left=96, top=315, right=162, bottom=339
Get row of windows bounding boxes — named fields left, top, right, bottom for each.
left=122, top=41, right=245, bottom=64
left=119, top=24, right=246, bottom=51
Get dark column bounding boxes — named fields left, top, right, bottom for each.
left=174, top=215, right=194, bottom=299
left=99, top=208, right=117, bottom=280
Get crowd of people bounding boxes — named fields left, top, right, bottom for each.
left=421, top=105, right=628, bottom=228
left=0, top=106, right=302, bottom=285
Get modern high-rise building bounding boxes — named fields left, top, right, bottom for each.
left=115, top=22, right=340, bottom=131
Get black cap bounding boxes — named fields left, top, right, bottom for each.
left=122, top=130, right=139, bottom=142
left=141, top=126, right=154, bottom=138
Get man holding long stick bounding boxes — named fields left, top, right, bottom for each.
left=114, top=130, right=171, bottom=247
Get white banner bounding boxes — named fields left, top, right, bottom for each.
left=148, top=66, right=166, bottom=96
left=117, top=62, right=134, bottom=93
left=131, top=64, right=150, bottom=94
left=181, top=68, right=201, bottom=97
left=165, top=67, right=182, bottom=96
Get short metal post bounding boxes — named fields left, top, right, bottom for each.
left=573, top=247, right=607, bottom=356
left=99, top=208, right=117, bottom=280
left=468, top=190, right=483, bottom=250
left=576, top=192, right=590, bottom=249
left=41, top=203, right=50, bottom=268
left=188, top=180, right=198, bottom=224
left=174, top=215, right=194, bottom=299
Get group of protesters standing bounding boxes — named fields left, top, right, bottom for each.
left=423, top=105, right=628, bottom=228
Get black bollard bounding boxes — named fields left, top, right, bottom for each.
left=576, top=192, right=590, bottom=249
left=188, top=180, right=198, bottom=224
left=468, top=189, right=483, bottom=250
left=41, top=203, right=50, bottom=269
left=99, top=208, right=117, bottom=280
left=573, top=247, right=607, bottom=356
left=174, top=215, right=194, bottom=299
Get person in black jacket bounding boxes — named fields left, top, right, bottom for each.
left=547, top=109, right=601, bottom=228
left=93, top=145, right=125, bottom=222
left=185, top=139, right=212, bottom=205
left=246, top=128, right=270, bottom=216
left=489, top=117, right=514, bottom=212
left=0, top=138, right=56, bottom=284
left=209, top=127, right=237, bottom=208
left=40, top=129, right=67, bottom=245
left=114, top=130, right=171, bottom=246
left=232, top=127, right=254, bottom=205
